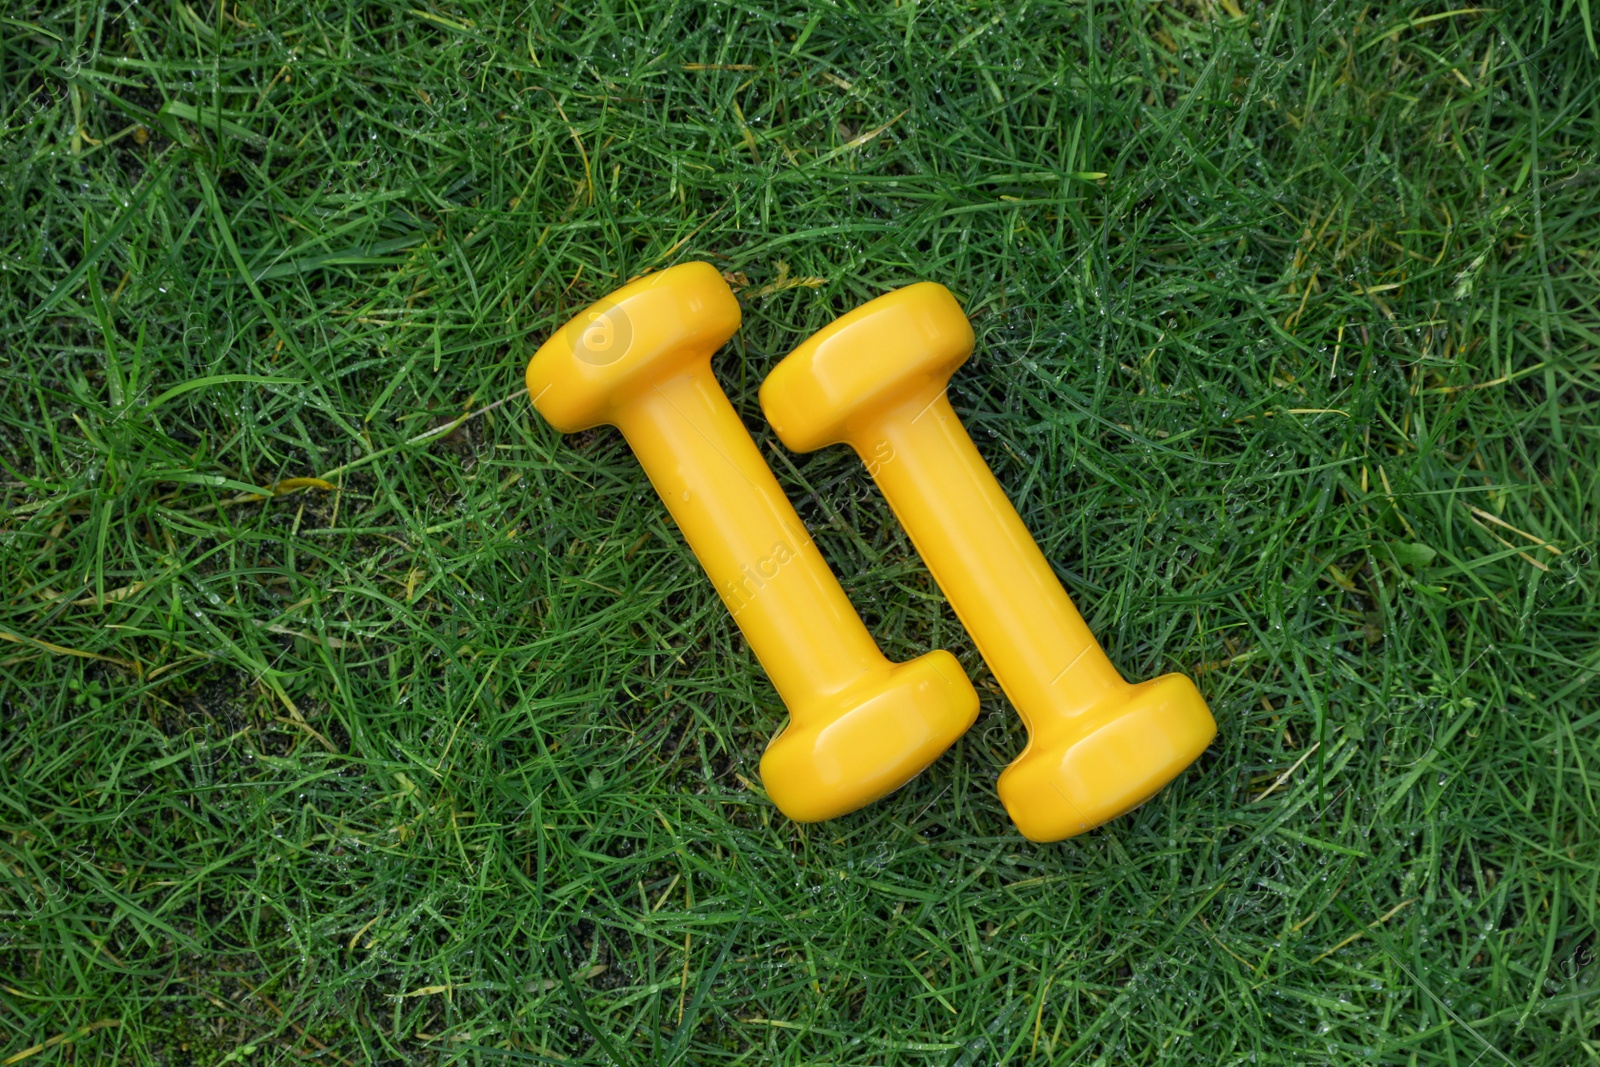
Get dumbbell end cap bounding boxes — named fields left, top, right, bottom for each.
left=761, top=650, right=979, bottom=823
left=526, top=262, right=740, bottom=432
left=998, top=674, right=1215, bottom=842
left=761, top=282, right=973, bottom=453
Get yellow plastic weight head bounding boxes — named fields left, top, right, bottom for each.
left=525, top=264, right=978, bottom=822
left=761, top=282, right=1216, bottom=841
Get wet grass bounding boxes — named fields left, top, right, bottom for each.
left=1, top=1, right=1597, bottom=1063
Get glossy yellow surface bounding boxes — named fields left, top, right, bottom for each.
left=525, top=263, right=978, bottom=823
left=761, top=282, right=1216, bottom=841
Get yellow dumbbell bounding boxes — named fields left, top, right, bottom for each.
left=760, top=282, right=1215, bottom=841
left=524, top=264, right=978, bottom=823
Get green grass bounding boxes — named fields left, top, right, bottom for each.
left=2, top=0, right=1598, bottom=1063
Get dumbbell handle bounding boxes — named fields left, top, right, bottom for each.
left=617, top=366, right=884, bottom=714
left=859, top=390, right=1125, bottom=726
